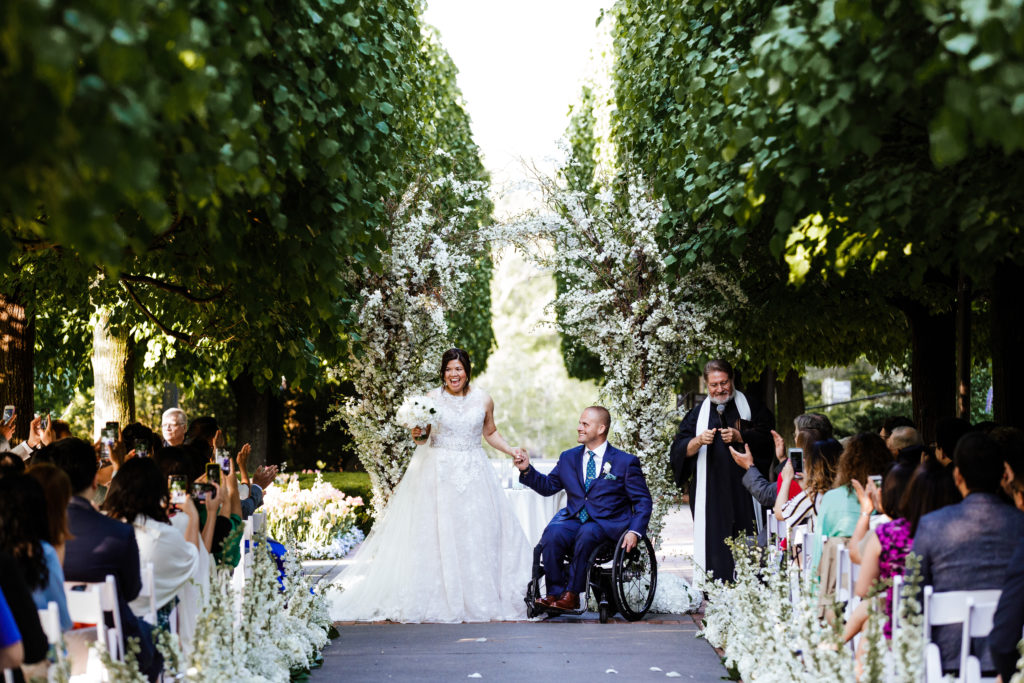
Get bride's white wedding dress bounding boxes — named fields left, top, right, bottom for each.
left=328, top=387, right=532, bottom=622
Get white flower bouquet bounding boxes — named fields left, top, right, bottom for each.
left=395, top=394, right=438, bottom=430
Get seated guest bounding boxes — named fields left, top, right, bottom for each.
left=25, top=463, right=74, bottom=565
left=933, top=417, right=972, bottom=467
left=819, top=433, right=893, bottom=541
left=0, top=589, right=25, bottom=671
left=879, top=415, right=915, bottom=443
left=912, top=431, right=1024, bottom=673
left=843, top=459, right=958, bottom=644
left=773, top=431, right=842, bottom=531
left=0, top=548, right=47, bottom=674
left=101, top=458, right=200, bottom=626
left=235, top=443, right=278, bottom=519
left=121, top=423, right=161, bottom=460
left=989, top=427, right=1024, bottom=683
left=848, top=461, right=915, bottom=564
left=50, top=438, right=163, bottom=681
left=887, top=425, right=924, bottom=465
left=0, top=474, right=72, bottom=631
left=732, top=430, right=781, bottom=509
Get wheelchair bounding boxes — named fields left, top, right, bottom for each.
left=524, top=529, right=658, bottom=623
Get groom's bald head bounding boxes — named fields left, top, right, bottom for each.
left=584, top=406, right=611, bottom=434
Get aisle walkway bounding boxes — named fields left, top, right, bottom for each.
left=304, top=504, right=726, bottom=681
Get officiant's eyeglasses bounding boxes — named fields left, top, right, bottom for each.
left=708, top=380, right=732, bottom=389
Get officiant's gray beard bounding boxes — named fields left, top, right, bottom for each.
left=709, top=392, right=733, bottom=406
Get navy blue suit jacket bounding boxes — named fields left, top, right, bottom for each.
left=520, top=444, right=653, bottom=540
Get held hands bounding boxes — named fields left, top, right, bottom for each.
left=728, top=443, right=754, bottom=471
left=513, top=449, right=530, bottom=472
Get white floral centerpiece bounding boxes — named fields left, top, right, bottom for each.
left=263, top=473, right=365, bottom=559
left=395, top=394, right=438, bottom=431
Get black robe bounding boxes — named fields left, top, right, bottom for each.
left=669, top=394, right=774, bottom=583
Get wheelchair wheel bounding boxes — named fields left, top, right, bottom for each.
left=598, top=602, right=611, bottom=623
left=525, top=580, right=538, bottom=618
left=611, top=535, right=657, bottom=621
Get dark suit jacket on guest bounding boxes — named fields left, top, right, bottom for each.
left=520, top=444, right=653, bottom=540
left=912, top=492, right=1024, bottom=671
left=988, top=536, right=1024, bottom=682
left=63, top=496, right=161, bottom=680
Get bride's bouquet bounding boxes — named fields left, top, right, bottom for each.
left=395, top=394, right=438, bottom=430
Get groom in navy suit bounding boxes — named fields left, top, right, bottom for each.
left=514, top=406, right=653, bottom=611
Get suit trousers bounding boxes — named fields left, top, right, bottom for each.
left=540, top=515, right=614, bottom=596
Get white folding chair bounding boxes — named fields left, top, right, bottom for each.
left=922, top=586, right=1002, bottom=683
left=251, top=511, right=266, bottom=536
left=835, top=545, right=852, bottom=603
left=137, top=562, right=158, bottom=626
left=960, top=597, right=999, bottom=683
left=64, top=575, right=124, bottom=662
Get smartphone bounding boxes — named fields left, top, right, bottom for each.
left=169, top=475, right=187, bottom=504
left=135, top=439, right=150, bottom=458
left=192, top=482, right=215, bottom=501
left=105, top=421, right=120, bottom=437
left=215, top=447, right=231, bottom=474
left=869, top=474, right=883, bottom=488
left=788, top=447, right=803, bottom=473
left=2, top=405, right=14, bottom=424
left=40, top=414, right=49, bottom=431
left=205, top=463, right=221, bottom=483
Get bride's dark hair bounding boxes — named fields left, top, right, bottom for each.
left=439, top=348, right=472, bottom=392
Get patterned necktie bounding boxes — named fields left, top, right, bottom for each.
left=579, top=450, right=597, bottom=522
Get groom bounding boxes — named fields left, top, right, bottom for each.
left=513, top=406, right=652, bottom=611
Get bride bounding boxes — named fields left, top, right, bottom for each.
left=328, top=348, right=533, bottom=622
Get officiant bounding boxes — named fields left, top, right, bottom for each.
left=669, top=359, right=775, bottom=583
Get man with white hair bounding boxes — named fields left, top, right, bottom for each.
left=669, top=359, right=775, bottom=583
left=161, top=408, right=187, bottom=447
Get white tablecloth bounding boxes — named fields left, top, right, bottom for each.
left=492, top=460, right=565, bottom=545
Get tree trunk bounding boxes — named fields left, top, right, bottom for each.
left=991, top=260, right=1024, bottom=429
left=956, top=272, right=971, bottom=419
left=775, top=369, right=805, bottom=447
left=0, top=290, right=35, bottom=442
left=900, top=301, right=956, bottom=443
left=230, top=371, right=269, bottom=469
left=92, top=308, right=135, bottom=439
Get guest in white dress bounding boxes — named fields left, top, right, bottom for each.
left=101, top=458, right=200, bottom=627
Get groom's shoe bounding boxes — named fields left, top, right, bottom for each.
left=535, top=595, right=558, bottom=608
left=549, top=591, right=580, bottom=611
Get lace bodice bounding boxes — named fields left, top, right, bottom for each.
left=428, top=388, right=486, bottom=452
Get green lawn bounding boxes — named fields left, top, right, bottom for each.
left=295, top=471, right=372, bottom=504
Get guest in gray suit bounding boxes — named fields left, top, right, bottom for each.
left=912, top=431, right=1024, bottom=673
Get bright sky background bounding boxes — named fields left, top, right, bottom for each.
left=422, top=0, right=610, bottom=215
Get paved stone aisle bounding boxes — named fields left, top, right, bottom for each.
left=303, top=505, right=726, bottom=681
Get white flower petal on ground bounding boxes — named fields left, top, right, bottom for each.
left=475, top=638, right=487, bottom=642
left=650, top=667, right=662, bottom=671
left=605, top=669, right=618, bottom=674
left=467, top=674, right=482, bottom=679
left=665, top=673, right=681, bottom=678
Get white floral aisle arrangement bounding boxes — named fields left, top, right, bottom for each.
left=263, top=473, right=365, bottom=559
left=183, top=533, right=335, bottom=682
left=395, top=393, right=438, bottom=430
left=702, top=538, right=926, bottom=682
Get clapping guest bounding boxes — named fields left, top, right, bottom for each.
left=912, top=432, right=1024, bottom=673
left=101, top=458, right=200, bottom=627
left=848, top=462, right=914, bottom=565
left=0, top=474, right=72, bottom=631
left=236, top=443, right=278, bottom=519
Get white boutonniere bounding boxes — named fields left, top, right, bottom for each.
left=602, top=462, right=617, bottom=480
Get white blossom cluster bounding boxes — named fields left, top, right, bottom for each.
left=489, top=166, right=730, bottom=539
left=336, top=162, right=489, bottom=517
left=182, top=535, right=334, bottom=682
left=702, top=539, right=927, bottom=682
